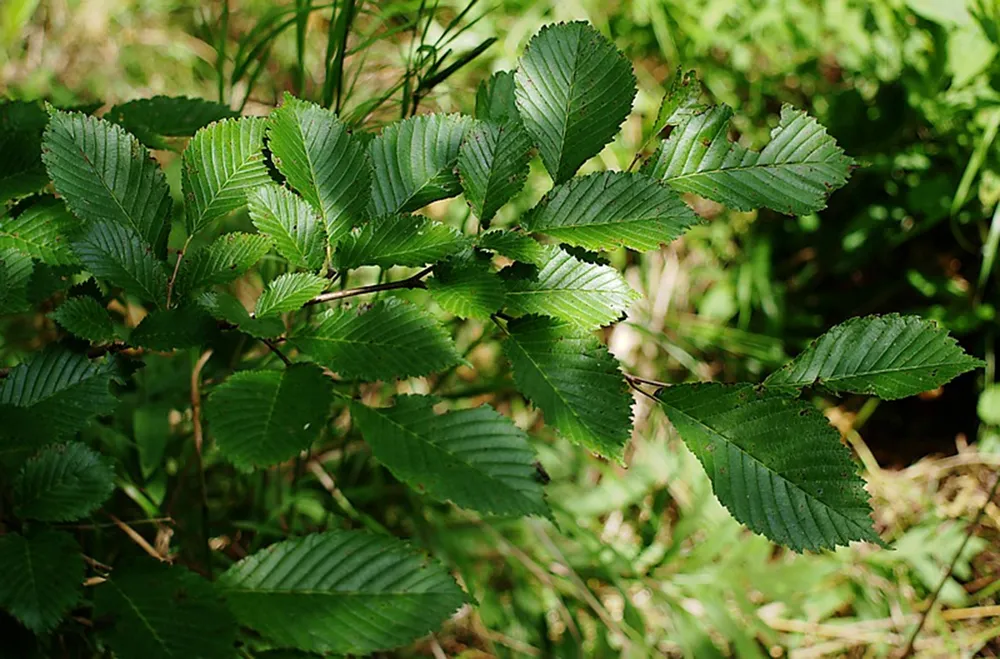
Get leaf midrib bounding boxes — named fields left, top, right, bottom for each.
left=772, top=358, right=983, bottom=387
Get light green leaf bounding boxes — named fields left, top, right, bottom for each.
left=48, top=297, right=115, bottom=344
left=182, top=117, right=272, bottom=235
left=477, top=229, right=549, bottom=266
left=248, top=184, right=326, bottom=270
left=514, top=22, right=636, bottom=183
left=107, top=96, right=239, bottom=150
left=94, top=560, right=238, bottom=659
left=647, top=68, right=704, bottom=143
left=458, top=120, right=532, bottom=226
left=291, top=298, right=461, bottom=381
left=764, top=314, right=984, bottom=399
left=0, top=100, right=49, bottom=204
left=205, top=364, right=332, bottom=469
left=369, top=114, right=473, bottom=215
left=0, top=348, right=117, bottom=443
left=0, top=197, right=80, bottom=265
left=254, top=272, right=326, bottom=318
left=0, top=531, right=83, bottom=634
left=219, top=530, right=465, bottom=654
left=13, top=442, right=115, bottom=521
left=657, top=383, right=884, bottom=551
left=196, top=291, right=285, bottom=339
left=72, top=220, right=168, bottom=307
left=334, top=214, right=466, bottom=271
left=427, top=254, right=505, bottom=320
left=352, top=395, right=548, bottom=517
left=175, top=232, right=271, bottom=295
left=503, top=316, right=633, bottom=460
left=521, top=171, right=697, bottom=252
left=642, top=105, right=853, bottom=215
left=130, top=306, right=217, bottom=351
left=503, top=245, right=638, bottom=329
left=268, top=95, right=371, bottom=245
left=475, top=71, right=519, bottom=124
left=42, top=109, right=172, bottom=254
left=0, top=248, right=33, bottom=314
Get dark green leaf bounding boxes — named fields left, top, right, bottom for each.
left=369, top=114, right=473, bottom=215
left=14, top=442, right=115, bottom=521
left=334, top=214, right=466, bottom=270
left=458, top=120, right=532, bottom=226
left=206, top=364, right=332, bottom=469
left=514, top=22, right=636, bottom=183
left=352, top=395, right=549, bottom=517
left=48, top=296, right=116, bottom=344
left=0, top=197, right=80, bottom=265
left=475, top=71, right=519, bottom=124
left=268, top=95, right=371, bottom=245
left=130, top=306, right=217, bottom=351
left=72, top=221, right=168, bottom=307
left=291, top=298, right=461, bottom=381
left=427, top=253, right=505, bottom=320
left=107, top=96, right=239, bottom=149
left=0, top=101, right=49, bottom=204
left=657, top=383, right=884, bottom=551
left=248, top=184, right=326, bottom=270
left=521, top=171, right=697, bottom=251
left=0, top=531, right=83, bottom=634
left=503, top=316, right=633, bottom=460
left=94, top=560, right=238, bottom=659
left=764, top=314, right=984, bottom=399
left=219, top=530, right=465, bottom=654
left=477, top=229, right=549, bottom=266
left=175, top=232, right=271, bottom=295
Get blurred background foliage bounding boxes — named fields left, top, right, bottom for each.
left=4, top=0, right=1000, bottom=656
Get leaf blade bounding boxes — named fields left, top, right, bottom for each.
left=248, top=184, right=326, bottom=270
left=14, top=442, right=115, bottom=521
left=0, top=531, right=83, bottom=634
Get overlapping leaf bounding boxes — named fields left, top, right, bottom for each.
left=0, top=100, right=49, bottom=203
left=503, top=245, right=638, bottom=329
left=458, top=120, right=532, bottom=225
left=182, top=117, right=272, bottom=235
left=196, top=291, right=284, bottom=339
left=334, top=214, right=466, bottom=270
left=765, top=314, right=984, bottom=399
left=369, top=114, right=473, bottom=215
left=0, top=197, right=80, bottom=265
left=657, top=383, right=883, bottom=551
left=0, top=348, right=117, bottom=443
left=175, top=232, right=271, bottom=294
left=72, top=221, right=168, bottom=306
left=475, top=71, right=519, bottom=124
left=206, top=364, right=332, bottom=469
left=219, top=530, right=465, bottom=654
left=13, top=442, right=115, bottom=521
left=353, top=396, right=548, bottom=516
left=268, top=95, right=371, bottom=244
left=0, top=531, right=83, bottom=634
left=42, top=109, right=172, bottom=254
left=254, top=272, right=326, bottom=318
left=129, top=306, right=218, bottom=350
left=521, top=171, right=698, bottom=251
left=641, top=105, right=853, bottom=215
left=503, top=316, right=633, bottom=460
left=477, top=229, right=549, bottom=266
left=291, top=298, right=461, bottom=381
left=427, top=254, right=505, bottom=320
left=107, top=96, right=239, bottom=149
left=48, top=296, right=116, bottom=344
left=0, top=248, right=32, bottom=315
left=514, top=22, right=636, bottom=183
left=248, top=184, right=326, bottom=270
left=94, top=561, right=237, bottom=659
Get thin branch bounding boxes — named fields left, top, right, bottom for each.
left=107, top=513, right=168, bottom=562
left=262, top=338, right=292, bottom=366
left=899, top=470, right=1000, bottom=657
left=166, top=236, right=193, bottom=309
left=623, top=373, right=671, bottom=388
left=303, top=266, right=433, bottom=307
left=191, top=349, right=214, bottom=577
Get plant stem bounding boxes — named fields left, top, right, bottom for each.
left=262, top=338, right=292, bottom=367
left=166, top=236, right=193, bottom=309
left=899, top=470, right=1000, bottom=657
left=303, top=266, right=432, bottom=306
left=190, top=349, right=215, bottom=577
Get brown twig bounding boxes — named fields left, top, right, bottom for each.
left=261, top=338, right=292, bottom=366
left=303, top=266, right=433, bottom=307
left=107, top=513, right=168, bottom=562
left=165, top=236, right=193, bottom=309
left=191, top=349, right=214, bottom=577
left=899, top=470, right=1000, bottom=657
